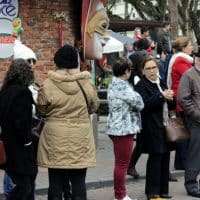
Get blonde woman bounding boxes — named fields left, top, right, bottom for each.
left=167, top=36, right=193, bottom=171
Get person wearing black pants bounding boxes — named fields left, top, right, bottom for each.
left=134, top=57, right=173, bottom=199
left=178, top=58, right=200, bottom=198
left=63, top=177, right=72, bottom=200
left=127, top=50, right=148, bottom=179
left=37, top=45, right=98, bottom=200
left=0, top=59, right=38, bottom=200
left=127, top=134, right=143, bottom=178
left=8, top=173, right=36, bottom=200
left=145, top=153, right=170, bottom=197
left=48, top=168, right=87, bottom=200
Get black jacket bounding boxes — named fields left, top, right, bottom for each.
left=157, top=30, right=171, bottom=55
left=0, top=85, right=37, bottom=175
left=135, top=77, right=169, bottom=154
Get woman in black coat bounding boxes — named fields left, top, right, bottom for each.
left=135, top=57, right=174, bottom=200
left=127, top=50, right=147, bottom=179
left=0, top=59, right=37, bottom=200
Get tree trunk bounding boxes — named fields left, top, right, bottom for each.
left=190, top=11, right=200, bottom=50
left=168, top=0, right=179, bottom=39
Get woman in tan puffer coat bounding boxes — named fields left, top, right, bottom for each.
left=37, top=44, right=99, bottom=200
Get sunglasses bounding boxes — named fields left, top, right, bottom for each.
left=27, top=59, right=36, bottom=65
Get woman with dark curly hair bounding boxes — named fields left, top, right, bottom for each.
left=0, top=59, right=37, bottom=200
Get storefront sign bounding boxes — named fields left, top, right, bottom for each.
left=0, top=0, right=18, bottom=20
left=0, top=0, right=18, bottom=58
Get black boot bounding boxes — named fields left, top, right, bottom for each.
left=185, top=169, right=200, bottom=197
left=127, top=167, right=140, bottom=179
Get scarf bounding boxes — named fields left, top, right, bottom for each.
left=148, top=78, right=169, bottom=125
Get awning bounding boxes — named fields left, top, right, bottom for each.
left=103, top=36, right=124, bottom=54
left=109, top=19, right=168, bottom=32
left=110, top=31, right=135, bottom=45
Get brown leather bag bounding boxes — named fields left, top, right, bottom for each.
left=0, top=140, right=6, bottom=165
left=165, top=116, right=190, bottom=142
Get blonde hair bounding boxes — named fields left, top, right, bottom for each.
left=174, top=36, right=191, bottom=52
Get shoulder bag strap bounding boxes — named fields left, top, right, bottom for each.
left=76, top=80, right=89, bottom=112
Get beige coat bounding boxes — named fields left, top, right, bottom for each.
left=37, top=70, right=99, bottom=169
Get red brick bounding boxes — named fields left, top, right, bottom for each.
left=0, top=0, right=76, bottom=82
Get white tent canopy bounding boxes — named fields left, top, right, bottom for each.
left=103, top=36, right=124, bottom=54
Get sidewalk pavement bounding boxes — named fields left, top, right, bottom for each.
left=88, top=176, right=200, bottom=200
left=36, top=176, right=199, bottom=200
left=0, top=117, right=185, bottom=198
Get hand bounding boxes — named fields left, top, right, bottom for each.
left=162, top=89, right=174, bottom=101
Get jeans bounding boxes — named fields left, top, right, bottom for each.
left=110, top=135, right=134, bottom=199
left=7, top=173, right=36, bottom=200
left=3, top=172, right=14, bottom=196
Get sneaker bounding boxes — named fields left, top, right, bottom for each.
left=149, top=198, right=170, bottom=200
left=115, top=195, right=137, bottom=200
left=123, top=195, right=137, bottom=200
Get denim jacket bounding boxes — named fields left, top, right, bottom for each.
left=107, top=77, right=144, bottom=136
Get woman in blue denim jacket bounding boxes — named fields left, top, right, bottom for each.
left=107, top=58, right=144, bottom=200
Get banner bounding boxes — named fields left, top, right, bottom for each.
left=0, top=0, right=18, bottom=58
left=0, top=0, right=18, bottom=20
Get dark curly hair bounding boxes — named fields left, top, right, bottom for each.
left=112, top=57, right=131, bottom=77
left=1, top=59, right=34, bottom=90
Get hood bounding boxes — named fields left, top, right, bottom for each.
left=48, top=70, right=91, bottom=95
left=13, top=39, right=37, bottom=60
left=167, top=52, right=193, bottom=88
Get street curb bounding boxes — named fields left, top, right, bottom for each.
left=35, top=171, right=184, bottom=196
left=0, top=171, right=184, bottom=197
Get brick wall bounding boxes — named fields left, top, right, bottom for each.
left=0, top=0, right=77, bottom=83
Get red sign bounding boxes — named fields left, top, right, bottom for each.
left=0, top=35, right=15, bottom=44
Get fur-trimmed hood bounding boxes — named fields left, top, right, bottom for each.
left=167, top=52, right=193, bottom=88
left=47, top=70, right=91, bottom=95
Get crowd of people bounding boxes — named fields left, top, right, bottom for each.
left=0, top=42, right=99, bottom=200
left=107, top=24, right=200, bottom=200
left=0, top=23, right=200, bottom=200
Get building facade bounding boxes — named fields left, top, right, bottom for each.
left=0, top=0, right=78, bottom=82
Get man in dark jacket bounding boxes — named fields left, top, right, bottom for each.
left=178, top=52, right=200, bottom=198
left=157, top=23, right=172, bottom=56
